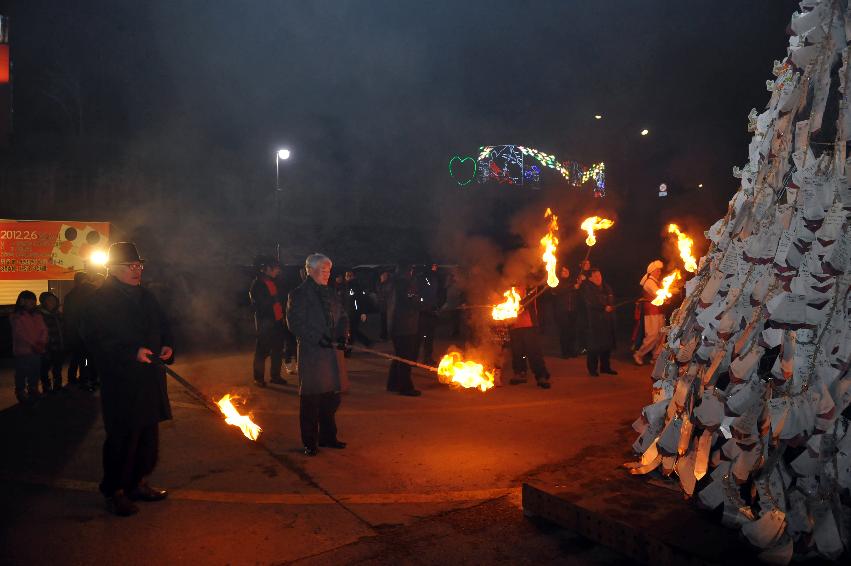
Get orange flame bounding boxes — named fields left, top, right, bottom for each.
left=216, top=394, right=262, bottom=441
left=541, top=208, right=560, bottom=288
left=580, top=216, right=615, bottom=246
left=668, top=224, right=697, bottom=273
left=492, top=286, right=521, bottom=320
left=651, top=270, right=681, bottom=306
left=437, top=351, right=495, bottom=392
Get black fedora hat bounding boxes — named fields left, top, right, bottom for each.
left=107, top=242, right=145, bottom=265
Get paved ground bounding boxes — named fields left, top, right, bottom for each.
left=0, top=334, right=648, bottom=565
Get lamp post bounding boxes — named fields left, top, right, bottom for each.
left=275, top=148, right=291, bottom=261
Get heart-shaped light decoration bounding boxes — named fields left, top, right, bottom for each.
left=449, top=156, right=477, bottom=186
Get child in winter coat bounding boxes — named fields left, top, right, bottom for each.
left=38, top=291, right=65, bottom=392
left=11, top=290, right=48, bottom=403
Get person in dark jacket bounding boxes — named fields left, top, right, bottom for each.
left=38, top=292, right=65, bottom=392
left=572, top=259, right=593, bottom=354
left=11, top=291, right=48, bottom=403
left=376, top=271, right=393, bottom=340
left=417, top=263, right=445, bottom=366
left=286, top=253, right=348, bottom=456
left=82, top=242, right=173, bottom=517
left=343, top=270, right=372, bottom=348
left=386, top=265, right=434, bottom=397
left=249, top=256, right=288, bottom=387
left=63, top=272, right=98, bottom=388
left=552, top=266, right=578, bottom=358
left=580, top=268, right=617, bottom=376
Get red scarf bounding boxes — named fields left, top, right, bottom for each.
left=263, top=278, right=284, bottom=321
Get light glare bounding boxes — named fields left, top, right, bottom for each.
left=90, top=250, right=108, bottom=266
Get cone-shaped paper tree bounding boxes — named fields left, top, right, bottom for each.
left=629, top=1, right=851, bottom=562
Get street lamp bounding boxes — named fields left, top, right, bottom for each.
left=275, top=148, right=291, bottom=260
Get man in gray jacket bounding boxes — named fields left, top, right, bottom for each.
left=286, top=253, right=348, bottom=456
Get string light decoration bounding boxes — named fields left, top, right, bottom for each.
left=453, top=145, right=606, bottom=196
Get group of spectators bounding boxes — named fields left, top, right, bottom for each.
left=251, top=260, right=451, bottom=398
left=9, top=272, right=101, bottom=404
left=550, top=260, right=618, bottom=377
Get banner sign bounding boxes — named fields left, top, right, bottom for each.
left=0, top=220, right=110, bottom=280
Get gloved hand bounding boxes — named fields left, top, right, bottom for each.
left=318, top=334, right=334, bottom=348
left=336, top=339, right=347, bottom=351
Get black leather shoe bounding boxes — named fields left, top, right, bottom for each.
left=319, top=440, right=347, bottom=449
left=254, top=380, right=267, bottom=388
left=399, top=389, right=422, bottom=397
left=588, top=370, right=599, bottom=377
left=537, top=381, right=551, bottom=389
left=303, top=446, right=318, bottom=456
left=509, top=378, right=528, bottom=385
left=128, top=483, right=168, bottom=502
left=106, top=491, right=139, bottom=516
left=601, top=369, right=618, bottom=375
left=270, top=377, right=288, bottom=385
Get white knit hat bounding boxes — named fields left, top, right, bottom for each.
left=646, top=260, right=663, bottom=274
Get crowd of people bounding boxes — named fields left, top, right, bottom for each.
left=9, top=272, right=104, bottom=404
left=6, top=243, right=674, bottom=517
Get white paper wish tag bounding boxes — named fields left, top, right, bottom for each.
left=784, top=490, right=811, bottom=537
left=695, top=389, right=724, bottom=428
left=767, top=292, right=807, bottom=326
left=742, top=508, right=787, bottom=549
left=768, top=397, right=790, bottom=439
left=811, top=500, right=844, bottom=559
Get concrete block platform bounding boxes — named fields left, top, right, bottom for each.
left=521, top=439, right=760, bottom=566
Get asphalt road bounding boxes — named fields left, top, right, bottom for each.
left=0, top=334, right=647, bottom=565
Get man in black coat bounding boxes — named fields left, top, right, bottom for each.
left=82, top=242, right=173, bottom=517
left=552, top=266, right=578, bottom=358
left=386, top=265, right=435, bottom=397
left=417, top=263, right=445, bottom=366
left=343, top=270, right=372, bottom=348
left=64, top=272, right=98, bottom=388
left=286, top=253, right=348, bottom=456
left=580, top=268, right=618, bottom=376
left=249, top=256, right=288, bottom=387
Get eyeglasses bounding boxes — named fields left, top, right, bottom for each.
left=117, top=262, right=144, bottom=271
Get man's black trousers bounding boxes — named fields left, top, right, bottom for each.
left=100, top=423, right=159, bottom=496
left=509, top=327, right=549, bottom=381
left=555, top=310, right=577, bottom=357
left=586, top=350, right=613, bottom=374
left=254, top=322, right=284, bottom=381
left=300, top=392, right=341, bottom=449
left=387, top=334, right=421, bottom=393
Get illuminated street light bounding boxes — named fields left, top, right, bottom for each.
left=275, top=148, right=292, bottom=261
left=698, top=183, right=704, bottom=188
left=594, top=114, right=602, bottom=120
left=640, top=129, right=649, bottom=136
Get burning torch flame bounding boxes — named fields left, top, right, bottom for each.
left=437, top=351, right=495, bottom=392
left=651, top=270, right=681, bottom=306
left=667, top=224, right=697, bottom=273
left=216, top=394, right=262, bottom=441
left=541, top=208, right=560, bottom=288
left=580, top=216, right=614, bottom=246
left=492, top=287, right=521, bottom=321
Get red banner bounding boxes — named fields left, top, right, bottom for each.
left=0, top=220, right=110, bottom=280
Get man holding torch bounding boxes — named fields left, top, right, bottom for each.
left=633, top=260, right=664, bottom=366
left=286, top=253, right=348, bottom=456
left=82, top=242, right=173, bottom=517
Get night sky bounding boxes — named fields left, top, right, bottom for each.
left=2, top=0, right=799, bottom=291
